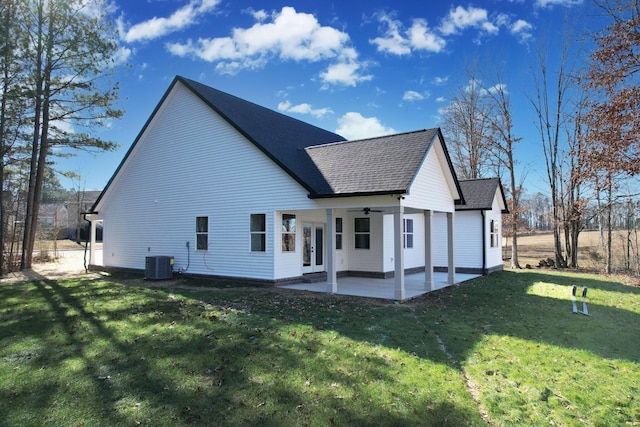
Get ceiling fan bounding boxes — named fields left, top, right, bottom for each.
left=348, top=207, right=384, bottom=215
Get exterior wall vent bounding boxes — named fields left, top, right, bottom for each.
left=145, top=256, right=173, bottom=280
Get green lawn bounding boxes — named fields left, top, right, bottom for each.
left=1, top=270, right=638, bottom=426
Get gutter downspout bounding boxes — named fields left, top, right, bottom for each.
left=82, top=213, right=91, bottom=273
left=481, top=210, right=487, bottom=275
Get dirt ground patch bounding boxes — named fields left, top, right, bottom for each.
left=0, top=249, right=99, bottom=285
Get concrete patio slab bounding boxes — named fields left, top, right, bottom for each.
left=279, top=272, right=481, bottom=301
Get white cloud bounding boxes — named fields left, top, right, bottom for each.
left=432, top=76, right=449, bottom=86
left=370, top=13, right=444, bottom=55
left=320, top=60, right=373, bottom=87
left=277, top=101, right=334, bottom=118
left=510, top=19, right=534, bottom=43
left=535, top=0, right=583, bottom=7
left=407, top=19, right=446, bottom=53
left=487, top=83, right=508, bottom=95
left=246, top=8, right=268, bottom=21
left=436, top=96, right=446, bottom=103
left=336, top=112, right=396, bottom=140
left=402, top=90, right=425, bottom=101
left=112, top=46, right=132, bottom=65
left=369, top=13, right=411, bottom=55
left=81, top=0, right=118, bottom=19
left=168, top=6, right=369, bottom=87
left=439, top=5, right=493, bottom=36
left=370, top=6, right=538, bottom=55
left=463, top=79, right=508, bottom=96
left=121, top=0, right=221, bottom=43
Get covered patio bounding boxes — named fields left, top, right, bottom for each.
left=280, top=271, right=481, bottom=301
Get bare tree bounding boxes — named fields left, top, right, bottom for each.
left=486, top=77, right=524, bottom=269
left=560, top=90, right=590, bottom=268
left=440, top=63, right=495, bottom=179
left=529, top=37, right=577, bottom=268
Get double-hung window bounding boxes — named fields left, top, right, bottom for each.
left=490, top=220, right=499, bottom=248
left=282, top=214, right=296, bottom=252
left=335, top=217, right=343, bottom=250
left=250, top=214, right=266, bottom=252
left=196, top=216, right=208, bottom=250
left=404, top=218, right=414, bottom=248
left=354, top=217, right=370, bottom=249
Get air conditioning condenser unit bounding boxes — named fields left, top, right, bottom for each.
left=145, top=256, right=173, bottom=280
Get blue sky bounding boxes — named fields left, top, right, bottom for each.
left=59, top=0, right=602, bottom=195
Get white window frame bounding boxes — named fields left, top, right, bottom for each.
left=196, top=216, right=208, bottom=251
left=250, top=214, right=266, bottom=252
left=354, top=217, right=370, bottom=250
left=282, top=213, right=296, bottom=252
left=490, top=219, right=499, bottom=248
left=404, top=218, right=414, bottom=249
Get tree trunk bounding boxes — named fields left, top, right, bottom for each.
left=606, top=182, right=613, bottom=274
left=0, top=158, right=4, bottom=277
left=509, top=161, right=521, bottom=269
left=20, top=1, right=45, bottom=270
left=21, top=0, right=54, bottom=270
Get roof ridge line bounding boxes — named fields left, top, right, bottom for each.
left=458, top=177, right=499, bottom=182
left=306, top=128, right=438, bottom=150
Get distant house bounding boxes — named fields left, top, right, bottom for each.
left=86, top=76, right=505, bottom=300
left=36, top=191, right=102, bottom=241
left=64, top=191, right=102, bottom=241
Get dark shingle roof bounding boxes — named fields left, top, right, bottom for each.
left=92, top=77, right=462, bottom=210
left=179, top=77, right=345, bottom=195
left=306, top=129, right=439, bottom=196
left=92, top=76, right=345, bottom=210
left=456, top=178, right=508, bottom=212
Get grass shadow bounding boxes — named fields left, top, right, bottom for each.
left=0, top=275, right=486, bottom=426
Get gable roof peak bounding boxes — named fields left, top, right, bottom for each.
left=456, top=177, right=508, bottom=213
left=306, top=128, right=451, bottom=197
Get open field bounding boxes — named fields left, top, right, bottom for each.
left=508, top=229, right=639, bottom=272
left=1, top=267, right=638, bottom=426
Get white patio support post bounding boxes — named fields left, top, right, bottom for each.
left=394, top=206, right=405, bottom=301
left=447, top=212, right=455, bottom=285
left=326, top=208, right=338, bottom=294
left=424, top=210, right=433, bottom=291
left=89, top=219, right=98, bottom=266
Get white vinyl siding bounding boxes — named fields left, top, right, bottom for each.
left=383, top=213, right=425, bottom=272
left=97, top=82, right=320, bottom=280
left=485, top=192, right=504, bottom=269
left=432, top=212, right=449, bottom=267
left=347, top=212, right=384, bottom=273
left=403, top=137, right=457, bottom=213
left=454, top=211, right=483, bottom=269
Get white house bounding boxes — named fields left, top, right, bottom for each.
left=434, top=178, right=508, bottom=275
left=86, top=76, right=505, bottom=300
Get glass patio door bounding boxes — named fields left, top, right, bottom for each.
left=303, top=223, right=325, bottom=274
